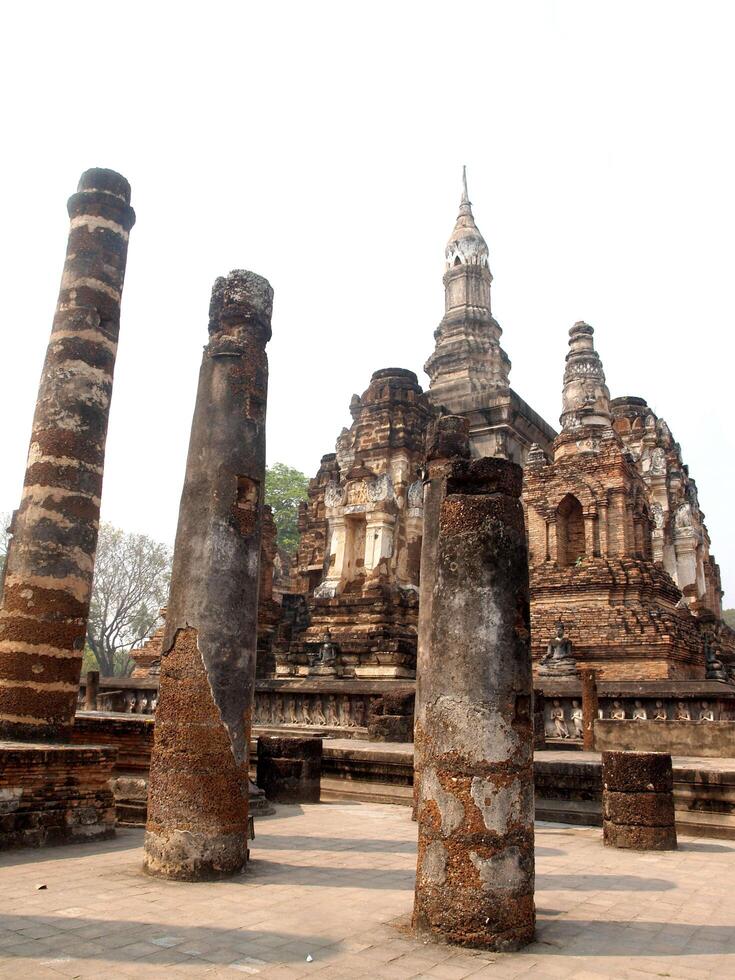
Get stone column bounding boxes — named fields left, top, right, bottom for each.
left=581, top=669, right=599, bottom=751
left=602, top=751, right=677, bottom=850
left=0, top=170, right=135, bottom=741
left=143, top=270, right=272, bottom=881
left=413, top=417, right=535, bottom=951
left=84, top=671, right=100, bottom=711
left=533, top=689, right=546, bottom=750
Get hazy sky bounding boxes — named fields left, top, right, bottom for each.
left=1, top=2, right=733, bottom=603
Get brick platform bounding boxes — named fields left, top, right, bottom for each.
left=0, top=742, right=117, bottom=850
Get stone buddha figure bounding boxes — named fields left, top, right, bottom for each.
left=698, top=700, right=715, bottom=722
left=632, top=700, right=647, bottom=721
left=704, top=637, right=730, bottom=683
left=307, top=629, right=340, bottom=676
left=570, top=700, right=583, bottom=738
left=538, top=621, right=579, bottom=677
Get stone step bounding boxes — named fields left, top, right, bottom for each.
left=535, top=797, right=602, bottom=827
left=320, top=776, right=413, bottom=806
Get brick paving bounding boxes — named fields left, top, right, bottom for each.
left=0, top=802, right=733, bottom=979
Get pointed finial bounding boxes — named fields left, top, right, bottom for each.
left=461, top=165, right=470, bottom=207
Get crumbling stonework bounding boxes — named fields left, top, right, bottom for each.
left=602, top=750, right=677, bottom=850
left=524, top=323, right=713, bottom=680
left=281, top=368, right=432, bottom=679
left=0, top=169, right=135, bottom=740
left=144, top=270, right=272, bottom=881
left=611, top=397, right=722, bottom=617
left=0, top=742, right=117, bottom=850
left=413, top=417, right=535, bottom=950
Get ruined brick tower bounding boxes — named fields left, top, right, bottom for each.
left=280, top=367, right=432, bottom=678
left=523, top=323, right=715, bottom=680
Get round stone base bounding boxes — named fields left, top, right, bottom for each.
left=143, top=829, right=249, bottom=881
left=413, top=895, right=535, bottom=951
left=603, top=820, right=677, bottom=851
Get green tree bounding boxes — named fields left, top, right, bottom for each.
left=86, top=522, right=172, bottom=677
left=723, top=609, right=735, bottom=630
left=0, top=511, right=11, bottom=581
left=265, top=463, right=309, bottom=554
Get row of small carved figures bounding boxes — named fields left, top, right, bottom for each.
left=546, top=697, right=723, bottom=739
left=77, top=689, right=157, bottom=714
left=253, top=692, right=373, bottom=728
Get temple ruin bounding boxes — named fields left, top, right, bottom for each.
left=524, top=321, right=719, bottom=680
left=241, top=171, right=734, bottom=741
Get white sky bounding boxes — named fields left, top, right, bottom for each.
left=1, top=2, right=733, bottom=604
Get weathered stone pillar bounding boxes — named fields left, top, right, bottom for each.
left=143, top=270, right=272, bottom=881
left=602, top=751, right=677, bottom=850
left=0, top=170, right=135, bottom=741
left=533, top=689, right=546, bottom=750
left=84, top=671, right=100, bottom=711
left=256, top=735, right=322, bottom=804
left=581, top=669, right=599, bottom=751
left=413, top=417, right=535, bottom=950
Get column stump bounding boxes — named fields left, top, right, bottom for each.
left=602, top=750, right=677, bottom=850
left=256, top=736, right=322, bottom=804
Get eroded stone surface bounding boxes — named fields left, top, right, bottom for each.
left=144, top=270, right=272, bottom=881
left=413, top=425, right=535, bottom=951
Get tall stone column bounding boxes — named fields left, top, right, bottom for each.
left=413, top=417, right=535, bottom=950
left=0, top=170, right=135, bottom=741
left=144, top=270, right=272, bottom=881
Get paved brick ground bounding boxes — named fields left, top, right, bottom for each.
left=0, top=802, right=733, bottom=979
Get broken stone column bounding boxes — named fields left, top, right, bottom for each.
left=0, top=170, right=135, bottom=741
left=602, top=750, right=677, bottom=850
left=84, top=671, right=100, bottom=711
left=143, top=270, right=273, bottom=881
left=367, top=689, right=415, bottom=742
left=256, top=735, right=322, bottom=804
left=413, top=417, right=535, bottom=950
left=581, top=669, right=599, bottom=751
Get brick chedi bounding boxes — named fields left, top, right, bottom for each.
left=524, top=322, right=709, bottom=681
left=144, top=270, right=272, bottom=880
left=424, top=168, right=555, bottom=465
left=0, top=169, right=135, bottom=740
left=610, top=397, right=723, bottom=617
left=279, top=367, right=432, bottom=679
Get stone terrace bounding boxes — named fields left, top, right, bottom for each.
left=0, top=802, right=733, bottom=979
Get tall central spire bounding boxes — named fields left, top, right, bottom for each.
left=425, top=168, right=510, bottom=407
left=460, top=164, right=470, bottom=210
left=445, top=166, right=489, bottom=269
